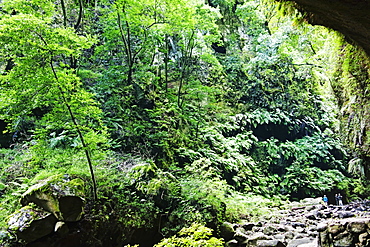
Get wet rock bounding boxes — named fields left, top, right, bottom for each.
left=296, top=239, right=318, bottom=247
left=274, top=233, right=285, bottom=242
left=305, top=206, right=315, bottom=212
left=305, top=213, right=316, bottom=220
left=320, top=210, right=332, bottom=219
left=225, top=198, right=370, bottom=247
left=277, top=225, right=290, bottom=232
left=319, top=230, right=329, bottom=247
left=6, top=174, right=87, bottom=244
left=291, top=222, right=306, bottom=228
left=284, top=231, right=295, bottom=240
left=247, top=232, right=272, bottom=246
left=293, top=233, right=308, bottom=239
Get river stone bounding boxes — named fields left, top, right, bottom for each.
left=321, top=210, right=332, bottom=219
left=338, top=211, right=355, bottom=218
left=243, top=222, right=255, bottom=231
left=263, top=225, right=278, bottom=235
left=274, top=233, right=285, bottom=241
left=234, top=227, right=248, bottom=243
left=316, top=222, right=327, bottom=232
left=21, top=174, right=85, bottom=222
left=247, top=232, right=272, bottom=245
left=277, top=225, right=290, bottom=232
left=305, top=206, right=315, bottom=212
left=7, top=205, right=57, bottom=243
left=296, top=238, right=318, bottom=247
left=291, top=222, right=306, bottom=228
left=284, top=231, right=295, bottom=240
left=257, top=239, right=286, bottom=247
left=286, top=238, right=314, bottom=247
left=305, top=213, right=317, bottom=220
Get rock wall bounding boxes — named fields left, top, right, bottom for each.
left=330, top=44, right=370, bottom=181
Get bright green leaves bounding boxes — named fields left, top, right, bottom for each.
left=0, top=12, right=97, bottom=119
left=155, top=223, right=224, bottom=247
left=1, top=0, right=55, bottom=18
left=0, top=14, right=94, bottom=69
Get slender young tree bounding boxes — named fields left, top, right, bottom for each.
left=0, top=0, right=106, bottom=200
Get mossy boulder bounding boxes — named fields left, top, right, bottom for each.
left=7, top=205, right=57, bottom=243
left=220, top=222, right=236, bottom=241
left=21, top=174, right=85, bottom=222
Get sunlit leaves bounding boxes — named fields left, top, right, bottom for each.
left=1, top=0, right=55, bottom=18
left=155, top=223, right=224, bottom=247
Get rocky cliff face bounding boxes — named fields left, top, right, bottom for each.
left=281, top=0, right=370, bottom=56
left=278, top=0, right=370, bottom=180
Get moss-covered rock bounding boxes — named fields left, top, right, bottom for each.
left=21, top=174, right=85, bottom=222
left=220, top=222, right=236, bottom=242
left=7, top=205, right=57, bottom=243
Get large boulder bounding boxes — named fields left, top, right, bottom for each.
left=332, top=231, right=353, bottom=247
left=7, top=174, right=86, bottom=244
left=7, top=205, right=57, bottom=243
left=319, top=218, right=370, bottom=247
left=347, top=220, right=367, bottom=234
left=220, top=222, right=236, bottom=241
left=21, top=174, right=85, bottom=222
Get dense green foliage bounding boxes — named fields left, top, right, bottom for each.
left=0, top=0, right=368, bottom=245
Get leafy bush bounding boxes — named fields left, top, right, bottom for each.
left=154, top=223, right=224, bottom=247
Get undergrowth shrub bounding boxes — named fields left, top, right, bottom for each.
left=154, top=223, right=224, bottom=247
